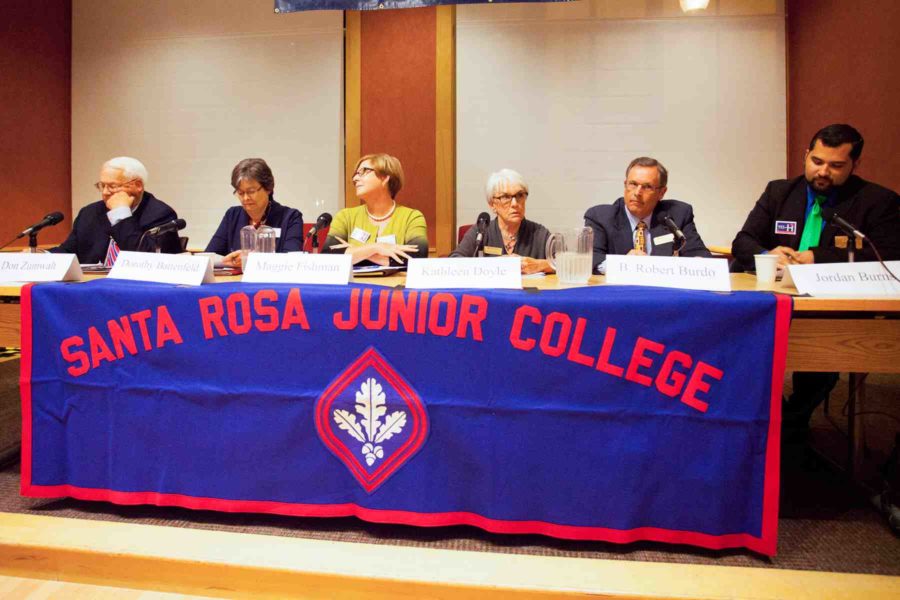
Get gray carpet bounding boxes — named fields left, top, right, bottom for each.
left=2, top=374, right=898, bottom=576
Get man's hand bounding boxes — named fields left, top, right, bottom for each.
left=768, top=246, right=814, bottom=266
left=105, top=190, right=135, bottom=211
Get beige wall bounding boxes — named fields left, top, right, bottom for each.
left=456, top=0, right=786, bottom=248
left=71, top=0, right=343, bottom=249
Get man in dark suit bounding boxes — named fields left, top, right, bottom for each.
left=51, top=156, right=181, bottom=264
left=732, top=124, right=899, bottom=271
left=732, top=124, right=900, bottom=445
left=584, top=156, right=711, bottom=273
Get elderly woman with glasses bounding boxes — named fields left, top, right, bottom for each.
left=451, top=168, right=553, bottom=274
left=206, top=158, right=303, bottom=268
left=324, top=153, right=428, bottom=265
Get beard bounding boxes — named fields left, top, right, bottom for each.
left=807, top=175, right=834, bottom=194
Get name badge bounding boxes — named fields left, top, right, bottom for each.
left=242, top=252, right=351, bottom=285
left=605, top=255, right=731, bottom=292
left=376, top=234, right=396, bottom=245
left=406, top=257, right=521, bottom=289
left=484, top=246, right=503, bottom=256
left=108, top=251, right=215, bottom=286
left=653, top=233, right=674, bottom=245
left=775, top=221, right=797, bottom=235
left=350, top=228, right=371, bottom=244
left=0, top=253, right=83, bottom=283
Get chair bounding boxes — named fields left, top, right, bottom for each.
left=302, top=223, right=329, bottom=253
left=458, top=224, right=473, bottom=243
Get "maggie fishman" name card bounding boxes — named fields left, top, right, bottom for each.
left=241, top=252, right=352, bottom=285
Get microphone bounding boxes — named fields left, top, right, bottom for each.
left=659, top=213, right=686, bottom=243
left=473, top=211, right=491, bottom=257
left=144, top=218, right=186, bottom=237
left=306, top=212, right=333, bottom=238
left=823, top=208, right=867, bottom=240
left=16, top=212, right=64, bottom=239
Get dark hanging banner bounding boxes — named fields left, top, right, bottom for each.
left=275, top=0, right=571, bottom=13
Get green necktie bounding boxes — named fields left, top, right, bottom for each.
left=798, top=195, right=825, bottom=251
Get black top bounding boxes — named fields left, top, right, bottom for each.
left=50, top=192, right=181, bottom=263
left=451, top=218, right=551, bottom=259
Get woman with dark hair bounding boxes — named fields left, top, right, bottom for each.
left=206, top=158, right=303, bottom=267
left=324, top=153, right=428, bottom=265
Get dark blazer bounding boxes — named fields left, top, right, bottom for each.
left=50, top=192, right=180, bottom=263
left=731, top=175, right=900, bottom=271
left=450, top=218, right=550, bottom=259
left=583, top=198, right=711, bottom=271
left=205, top=199, right=303, bottom=254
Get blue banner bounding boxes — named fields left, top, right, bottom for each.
left=276, top=0, right=571, bottom=13
left=21, top=279, right=790, bottom=554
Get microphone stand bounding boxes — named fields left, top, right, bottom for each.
left=311, top=231, right=320, bottom=254
left=28, top=231, right=41, bottom=253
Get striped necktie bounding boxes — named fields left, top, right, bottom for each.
left=103, top=237, right=120, bottom=267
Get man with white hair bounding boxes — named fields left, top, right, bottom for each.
left=50, top=156, right=181, bottom=264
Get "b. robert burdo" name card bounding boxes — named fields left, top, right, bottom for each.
left=241, top=252, right=352, bottom=285
left=0, top=253, right=82, bottom=283
left=108, top=251, right=215, bottom=286
left=786, top=261, right=900, bottom=297
left=606, top=255, right=731, bottom=292
left=406, top=257, right=521, bottom=289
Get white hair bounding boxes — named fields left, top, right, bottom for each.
left=484, top=168, right=528, bottom=205
left=103, top=156, right=149, bottom=185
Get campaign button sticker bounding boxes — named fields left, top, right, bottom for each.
left=774, top=220, right=797, bottom=235
left=315, top=347, right=429, bottom=493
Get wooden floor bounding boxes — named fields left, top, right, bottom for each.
left=0, top=513, right=898, bottom=599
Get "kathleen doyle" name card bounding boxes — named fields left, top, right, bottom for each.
left=108, top=251, right=215, bottom=286
left=0, top=253, right=82, bottom=283
left=785, top=261, right=900, bottom=297
left=241, top=252, right=352, bottom=285
left=606, top=255, right=731, bottom=292
left=405, top=257, right=521, bottom=289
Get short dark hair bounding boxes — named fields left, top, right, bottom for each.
left=809, top=124, right=864, bottom=161
left=625, top=156, right=668, bottom=188
left=231, top=158, right=275, bottom=196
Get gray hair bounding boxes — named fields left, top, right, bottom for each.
left=484, top=168, right=528, bottom=204
left=625, top=157, right=667, bottom=188
left=104, top=156, right=149, bottom=185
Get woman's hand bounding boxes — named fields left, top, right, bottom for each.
left=222, top=250, right=243, bottom=268
left=329, top=237, right=418, bottom=265
left=518, top=256, right=554, bottom=275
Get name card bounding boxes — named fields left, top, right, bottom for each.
left=0, top=253, right=82, bottom=283
left=606, top=256, right=731, bottom=292
left=786, top=261, right=900, bottom=297
left=241, top=252, right=351, bottom=285
left=108, top=251, right=214, bottom=286
left=406, top=257, right=521, bottom=289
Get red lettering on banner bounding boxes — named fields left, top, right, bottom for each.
left=361, top=289, right=389, bottom=329
left=596, top=327, right=625, bottom=377
left=226, top=293, right=252, bottom=335
left=254, top=289, right=279, bottom=332
left=388, top=290, right=416, bottom=332
left=509, top=305, right=541, bottom=351
left=506, top=304, right=723, bottom=413
left=539, top=312, right=571, bottom=357
left=567, top=318, right=594, bottom=367
left=88, top=326, right=116, bottom=368
left=155, top=306, right=183, bottom=348
left=131, top=309, right=153, bottom=350
left=107, top=316, right=138, bottom=358
left=456, top=295, right=487, bottom=341
left=60, top=336, right=88, bottom=377
left=199, top=297, right=227, bottom=339
left=281, top=289, right=310, bottom=331
left=625, top=337, right=664, bottom=387
left=334, top=289, right=359, bottom=330
left=416, top=291, right=430, bottom=334
left=680, top=361, right=724, bottom=413
left=655, top=351, right=692, bottom=397
left=428, top=293, right=456, bottom=337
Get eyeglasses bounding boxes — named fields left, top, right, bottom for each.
left=352, top=166, right=376, bottom=179
left=492, top=191, right=528, bottom=206
left=94, top=179, right=138, bottom=192
left=233, top=187, right=264, bottom=198
left=625, top=181, right=660, bottom=192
